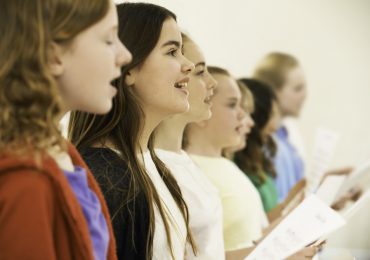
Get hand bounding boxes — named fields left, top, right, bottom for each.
left=286, top=240, right=326, bottom=259
left=286, top=246, right=318, bottom=259
left=331, top=186, right=363, bottom=210
left=324, top=166, right=353, bottom=178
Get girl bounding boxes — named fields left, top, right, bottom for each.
left=234, top=78, right=280, bottom=214
left=68, top=3, right=195, bottom=259
left=253, top=52, right=307, bottom=201
left=185, top=66, right=266, bottom=258
left=253, top=53, right=352, bottom=204
left=0, top=0, right=131, bottom=259
left=185, top=67, right=318, bottom=260
left=154, top=33, right=225, bottom=259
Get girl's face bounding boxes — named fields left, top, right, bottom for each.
left=55, top=0, right=132, bottom=114
left=277, top=66, right=307, bottom=117
left=262, top=100, right=281, bottom=138
left=237, top=109, right=255, bottom=150
left=183, top=40, right=216, bottom=122
left=204, top=73, right=245, bottom=149
left=127, top=18, right=194, bottom=118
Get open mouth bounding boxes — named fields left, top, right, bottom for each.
left=174, top=81, right=188, bottom=89
left=110, top=74, right=121, bottom=87
left=174, top=77, right=190, bottom=95
left=235, top=125, right=246, bottom=135
left=204, top=95, right=212, bottom=104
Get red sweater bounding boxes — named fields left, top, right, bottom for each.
left=0, top=143, right=117, bottom=260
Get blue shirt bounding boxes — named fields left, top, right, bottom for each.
left=63, top=166, right=110, bottom=260
left=273, top=126, right=304, bottom=202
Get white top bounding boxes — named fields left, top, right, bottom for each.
left=143, top=151, right=187, bottom=260
left=190, top=155, right=268, bottom=251
left=156, top=149, right=225, bottom=260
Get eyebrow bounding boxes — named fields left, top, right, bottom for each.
left=195, top=62, right=206, bottom=67
left=161, top=40, right=181, bottom=48
left=227, top=97, right=240, bottom=102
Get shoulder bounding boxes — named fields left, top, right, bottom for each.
left=80, top=147, right=129, bottom=174
left=79, top=147, right=133, bottom=192
left=0, top=168, right=56, bottom=208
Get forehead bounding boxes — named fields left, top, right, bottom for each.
left=183, top=41, right=205, bottom=64
left=213, top=74, right=241, bottom=97
left=286, top=66, right=305, bottom=85
left=90, top=0, right=117, bottom=31
left=156, top=18, right=181, bottom=46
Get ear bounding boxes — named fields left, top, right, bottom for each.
left=48, top=42, right=65, bottom=77
left=124, top=68, right=137, bottom=86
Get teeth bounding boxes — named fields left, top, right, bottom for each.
left=176, top=82, right=188, bottom=88
left=204, top=96, right=212, bottom=103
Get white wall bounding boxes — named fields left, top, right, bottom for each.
left=115, top=0, right=370, bottom=168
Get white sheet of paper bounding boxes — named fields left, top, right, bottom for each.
left=245, top=195, right=346, bottom=260
left=315, top=175, right=348, bottom=206
left=307, top=128, right=339, bottom=192
left=337, top=160, right=370, bottom=198
left=343, top=190, right=370, bottom=220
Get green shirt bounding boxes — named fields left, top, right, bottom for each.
left=248, top=173, right=278, bottom=213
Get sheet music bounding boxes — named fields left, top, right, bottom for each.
left=343, top=190, right=370, bottom=220
left=337, top=160, right=370, bottom=198
left=245, top=195, right=346, bottom=260
left=307, top=127, right=339, bottom=193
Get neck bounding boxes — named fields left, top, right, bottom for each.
left=139, top=109, right=169, bottom=153
left=154, top=115, right=189, bottom=153
left=185, top=124, right=223, bottom=157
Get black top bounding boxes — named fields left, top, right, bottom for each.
left=80, top=147, right=149, bottom=260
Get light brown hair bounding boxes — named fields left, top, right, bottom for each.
left=253, top=52, right=300, bottom=91
left=0, top=0, right=110, bottom=155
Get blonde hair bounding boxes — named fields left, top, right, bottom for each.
left=253, top=52, right=299, bottom=90
left=237, top=80, right=254, bottom=113
left=0, top=0, right=110, bottom=155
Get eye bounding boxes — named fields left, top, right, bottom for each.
left=168, top=48, right=179, bottom=57
left=105, top=33, right=115, bottom=46
left=228, top=102, right=238, bottom=108
left=196, top=70, right=205, bottom=76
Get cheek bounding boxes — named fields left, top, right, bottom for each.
left=214, top=108, right=234, bottom=127
left=187, top=93, right=199, bottom=109
left=163, top=58, right=182, bottom=76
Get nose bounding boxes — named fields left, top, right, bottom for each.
left=237, top=106, right=245, bottom=121
left=181, top=55, right=195, bottom=74
left=247, top=114, right=255, bottom=128
left=116, top=40, right=132, bottom=67
left=206, top=71, right=217, bottom=90
left=205, top=71, right=217, bottom=97
left=302, top=87, right=308, bottom=101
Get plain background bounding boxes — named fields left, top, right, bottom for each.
left=53, top=1, right=368, bottom=172
left=112, top=0, right=370, bottom=169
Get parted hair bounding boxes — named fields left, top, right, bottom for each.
left=68, top=3, right=196, bottom=259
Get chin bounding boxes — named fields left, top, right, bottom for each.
left=88, top=102, right=112, bottom=115
left=170, top=103, right=189, bottom=115
left=199, top=111, right=211, bottom=121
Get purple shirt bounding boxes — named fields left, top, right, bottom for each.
left=63, top=166, right=109, bottom=260
left=273, top=126, right=304, bottom=202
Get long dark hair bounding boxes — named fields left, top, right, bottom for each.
left=234, top=78, right=277, bottom=184
left=68, top=3, right=195, bottom=259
